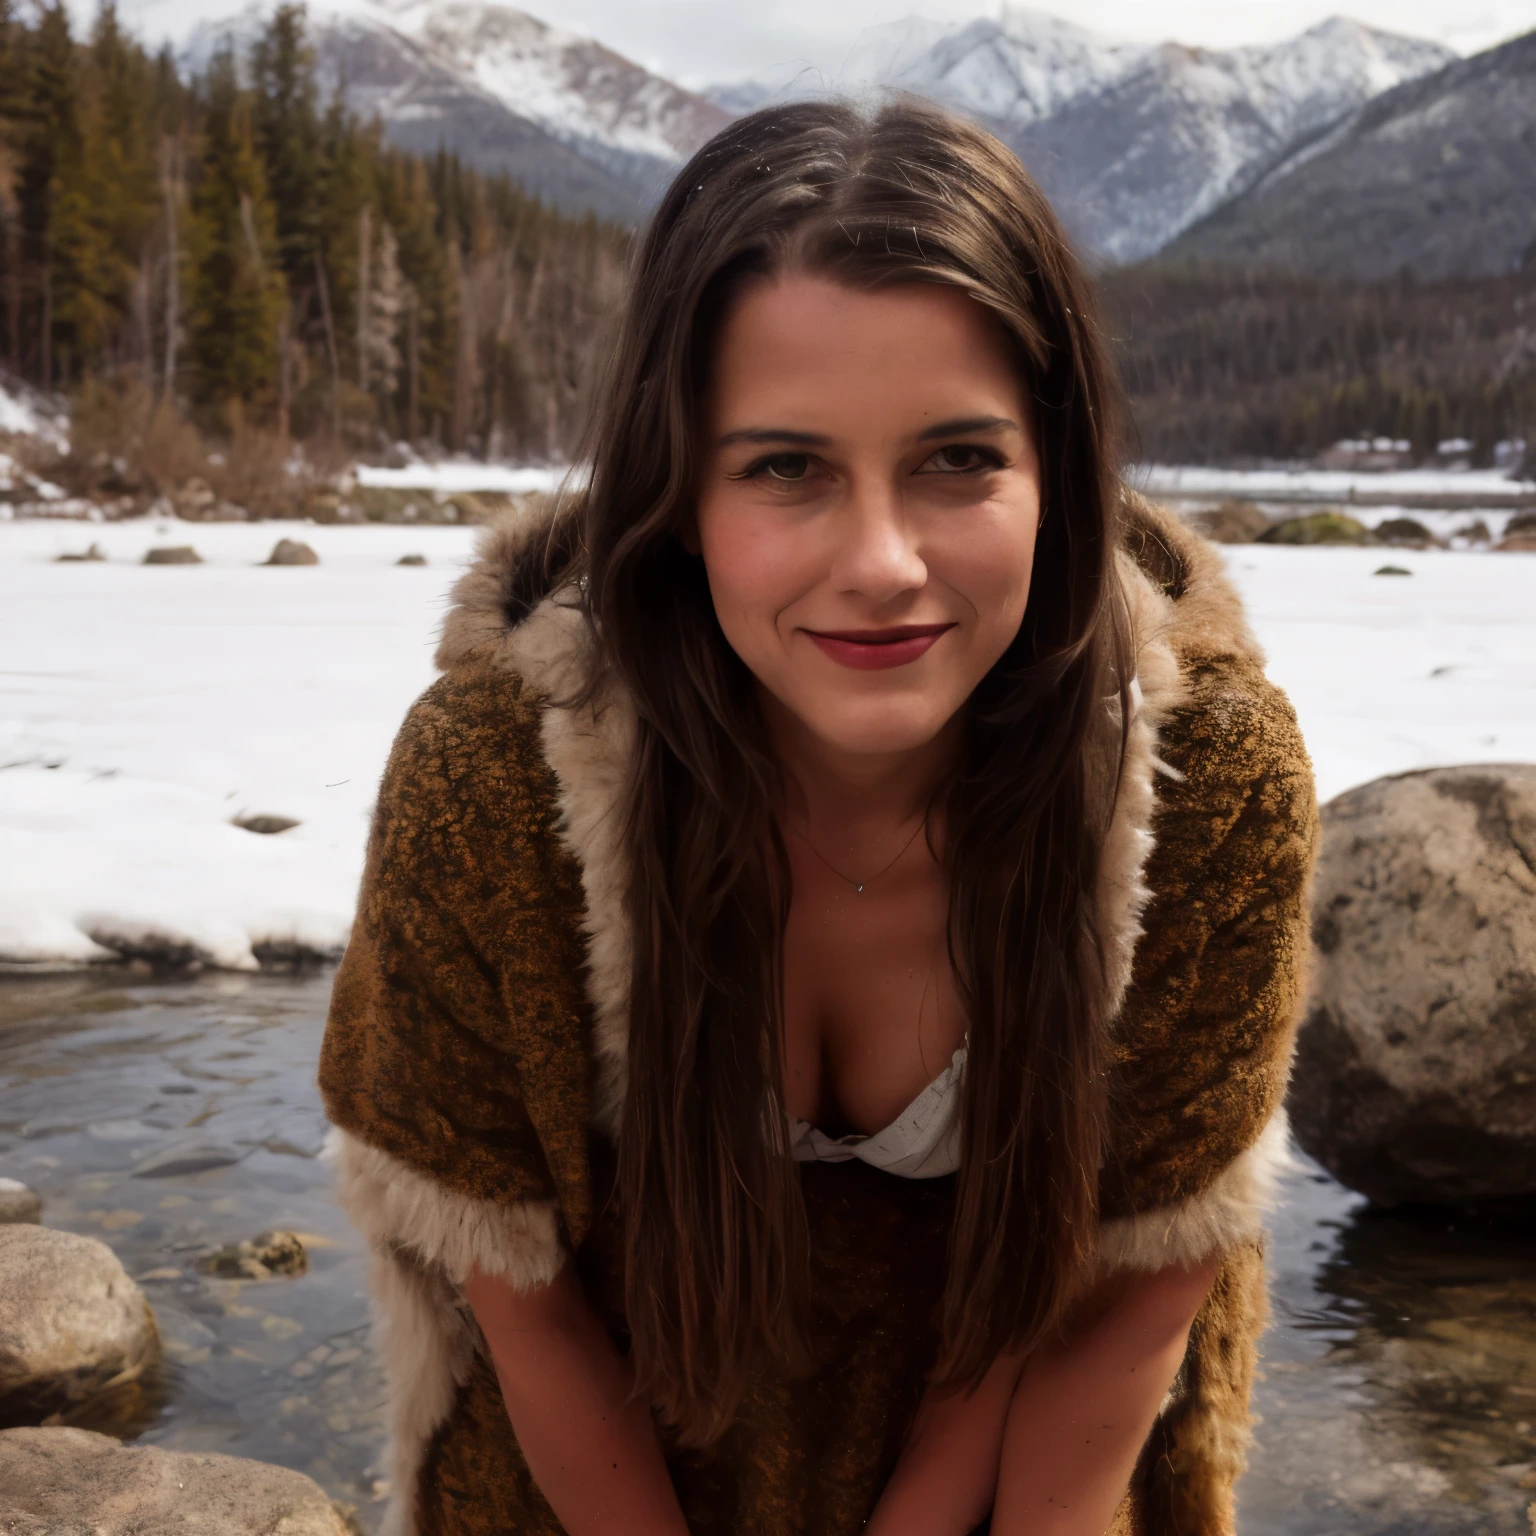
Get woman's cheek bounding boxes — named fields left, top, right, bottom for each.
left=699, top=499, right=812, bottom=665
left=935, top=516, right=1036, bottom=650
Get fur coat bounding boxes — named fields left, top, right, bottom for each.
left=318, top=493, right=1318, bottom=1536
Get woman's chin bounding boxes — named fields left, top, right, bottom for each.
left=798, top=702, right=959, bottom=762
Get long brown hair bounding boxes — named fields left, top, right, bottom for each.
left=560, top=97, right=1132, bottom=1444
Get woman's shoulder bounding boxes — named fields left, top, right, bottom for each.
left=382, top=509, right=595, bottom=847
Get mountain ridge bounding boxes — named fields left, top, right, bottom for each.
left=1164, top=27, right=1536, bottom=279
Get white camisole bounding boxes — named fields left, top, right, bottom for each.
left=787, top=1040, right=967, bottom=1180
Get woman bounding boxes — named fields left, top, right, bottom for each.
left=320, top=98, right=1316, bottom=1536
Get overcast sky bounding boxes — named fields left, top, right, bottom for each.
left=115, top=0, right=1536, bottom=86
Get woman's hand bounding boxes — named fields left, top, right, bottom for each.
left=867, top=1254, right=1219, bottom=1536
left=464, top=1265, right=690, bottom=1536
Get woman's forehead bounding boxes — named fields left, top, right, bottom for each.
left=707, top=275, right=1029, bottom=440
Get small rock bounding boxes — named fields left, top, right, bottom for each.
left=1374, top=565, right=1413, bottom=577
left=1257, top=510, right=1373, bottom=546
left=0, top=1226, right=159, bottom=1427
left=1452, top=518, right=1492, bottom=544
left=0, top=1180, right=41, bottom=1225
left=1506, top=511, right=1536, bottom=537
left=264, top=538, right=319, bottom=566
left=1496, top=532, right=1536, bottom=553
left=232, top=813, right=301, bottom=835
left=54, top=543, right=105, bottom=563
left=200, top=1230, right=307, bottom=1281
left=396, top=552, right=427, bottom=566
left=142, top=545, right=202, bottom=565
left=1292, top=764, right=1536, bottom=1210
left=1185, top=499, right=1271, bottom=545
left=130, top=1141, right=243, bottom=1179
left=0, top=1426, right=353, bottom=1534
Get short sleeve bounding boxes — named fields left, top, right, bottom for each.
left=1097, top=651, right=1319, bottom=1273
left=318, top=664, right=596, bottom=1289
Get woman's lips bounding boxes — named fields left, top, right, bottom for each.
left=802, top=623, right=957, bottom=671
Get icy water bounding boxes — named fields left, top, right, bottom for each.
left=2, top=972, right=1533, bottom=1534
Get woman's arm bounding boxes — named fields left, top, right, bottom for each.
left=464, top=1266, right=689, bottom=1536
left=866, top=1255, right=1219, bottom=1536
left=991, top=1255, right=1219, bottom=1534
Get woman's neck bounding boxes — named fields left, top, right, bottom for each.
left=760, top=688, right=963, bottom=834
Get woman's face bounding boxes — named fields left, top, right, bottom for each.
left=695, top=273, right=1041, bottom=763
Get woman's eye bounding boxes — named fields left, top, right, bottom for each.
left=748, top=453, right=812, bottom=483
left=922, top=445, right=1000, bottom=474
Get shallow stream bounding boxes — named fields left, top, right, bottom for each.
left=1, top=971, right=1532, bottom=1532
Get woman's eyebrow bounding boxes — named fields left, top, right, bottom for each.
left=717, top=427, right=830, bottom=447
left=916, top=415, right=1020, bottom=441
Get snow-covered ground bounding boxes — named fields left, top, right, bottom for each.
left=1, top=517, right=1532, bottom=970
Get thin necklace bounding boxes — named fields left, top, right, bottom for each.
left=792, top=811, right=928, bottom=894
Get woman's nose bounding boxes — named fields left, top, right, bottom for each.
left=828, top=480, right=927, bottom=601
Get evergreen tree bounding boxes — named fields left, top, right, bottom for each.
left=250, top=4, right=319, bottom=283
left=185, top=49, right=284, bottom=410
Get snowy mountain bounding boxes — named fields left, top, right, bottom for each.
left=1166, top=27, right=1536, bottom=280
left=181, top=2, right=1454, bottom=255
left=707, top=10, right=1453, bottom=262
left=187, top=1, right=731, bottom=221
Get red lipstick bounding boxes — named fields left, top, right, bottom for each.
left=802, top=622, right=956, bottom=671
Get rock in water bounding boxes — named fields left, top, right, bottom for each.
left=0, top=1227, right=159, bottom=1426
left=397, top=552, right=427, bottom=566
left=0, top=1427, right=354, bottom=1533
left=0, top=1181, right=41, bottom=1225
left=1293, top=765, right=1536, bottom=1210
left=142, top=545, right=202, bottom=565
left=264, top=538, right=320, bottom=566
left=201, top=1230, right=307, bottom=1280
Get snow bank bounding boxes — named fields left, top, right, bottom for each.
left=2, top=516, right=1533, bottom=969
left=0, top=377, right=67, bottom=450
left=1135, top=463, right=1534, bottom=503
left=354, top=461, right=566, bottom=495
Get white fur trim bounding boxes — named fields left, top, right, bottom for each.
left=1096, top=1112, right=1296, bottom=1274
left=1097, top=553, right=1190, bottom=1020
left=370, top=1245, right=476, bottom=1536
left=495, top=594, right=638, bottom=1137
left=327, top=1127, right=565, bottom=1289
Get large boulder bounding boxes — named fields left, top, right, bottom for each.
left=1292, top=764, right=1536, bottom=1209
left=0, top=1427, right=354, bottom=1533
left=0, top=1227, right=159, bottom=1426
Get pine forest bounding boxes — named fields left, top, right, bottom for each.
left=0, top=0, right=627, bottom=509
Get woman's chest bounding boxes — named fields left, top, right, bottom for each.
left=779, top=859, right=967, bottom=1137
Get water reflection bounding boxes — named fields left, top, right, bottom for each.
left=2, top=972, right=1533, bottom=1533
